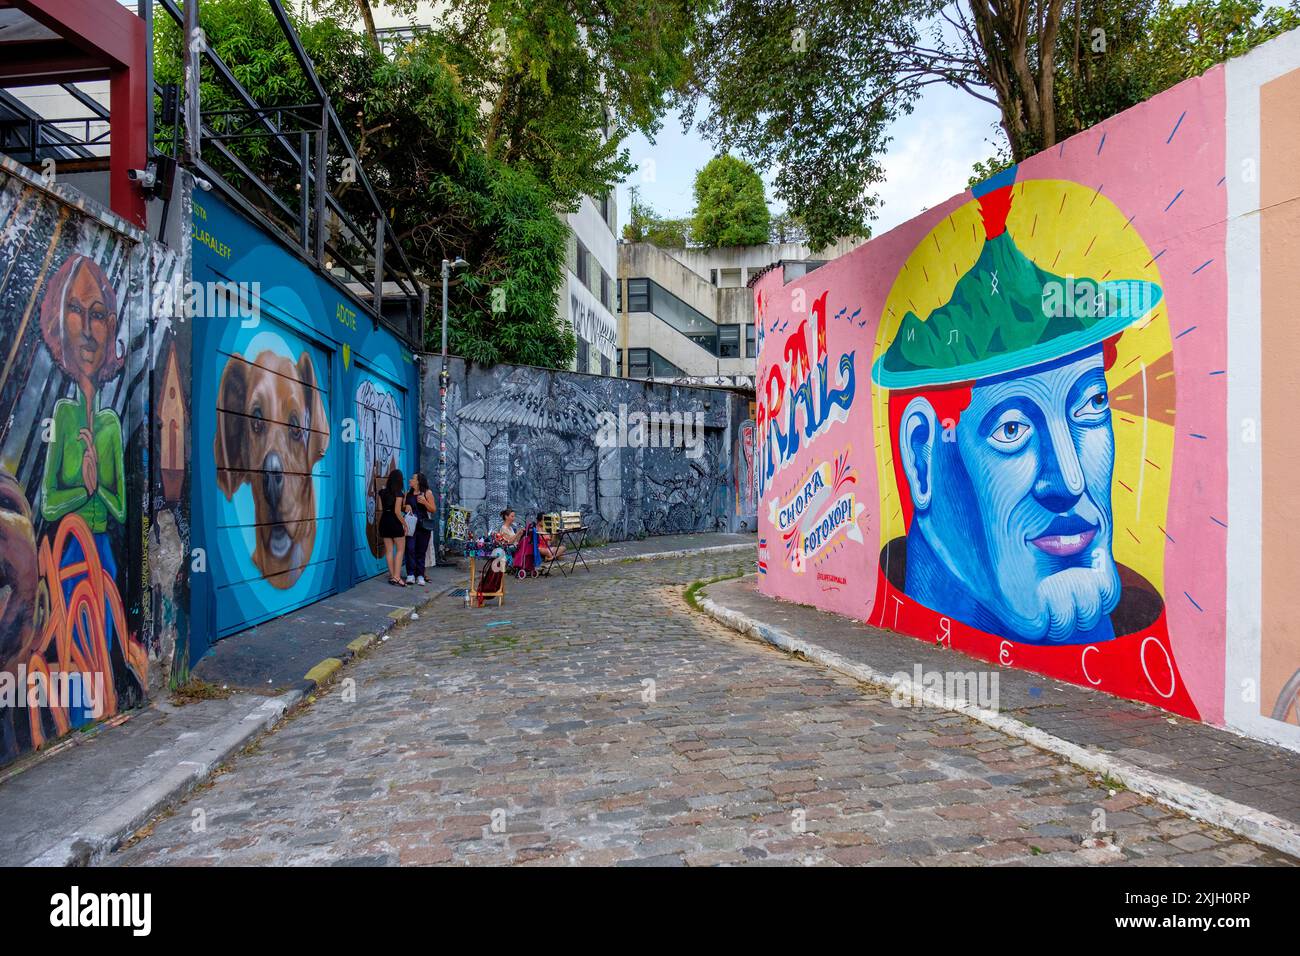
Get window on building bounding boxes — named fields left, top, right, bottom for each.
left=601, top=353, right=611, bottom=377
left=600, top=270, right=611, bottom=311
left=575, top=238, right=590, bottom=287
left=719, top=325, right=740, bottom=358
left=576, top=336, right=589, bottom=371
left=745, top=323, right=755, bottom=358
left=626, top=278, right=649, bottom=312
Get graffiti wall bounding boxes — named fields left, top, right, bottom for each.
left=419, top=359, right=752, bottom=542
left=189, top=191, right=418, bottom=662
left=754, top=29, right=1300, bottom=747
left=0, top=158, right=154, bottom=765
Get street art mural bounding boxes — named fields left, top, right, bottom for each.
left=753, top=52, right=1300, bottom=737
left=214, top=345, right=331, bottom=588
left=355, top=375, right=404, bottom=562
left=189, top=191, right=417, bottom=661
left=0, top=161, right=151, bottom=765
left=869, top=165, right=1198, bottom=716
left=420, top=359, right=751, bottom=543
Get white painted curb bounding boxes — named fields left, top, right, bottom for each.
left=588, top=542, right=753, bottom=566
left=696, top=590, right=1300, bottom=860
left=25, top=690, right=303, bottom=867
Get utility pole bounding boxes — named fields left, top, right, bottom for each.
left=438, top=256, right=467, bottom=560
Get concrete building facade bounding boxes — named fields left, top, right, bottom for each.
left=616, top=238, right=865, bottom=387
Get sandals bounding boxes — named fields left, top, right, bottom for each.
left=388, top=578, right=406, bottom=587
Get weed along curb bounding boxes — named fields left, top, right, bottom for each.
left=691, top=581, right=1300, bottom=861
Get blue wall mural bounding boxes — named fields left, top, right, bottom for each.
left=189, top=192, right=418, bottom=663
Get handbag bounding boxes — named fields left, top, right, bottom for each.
left=403, top=511, right=417, bottom=537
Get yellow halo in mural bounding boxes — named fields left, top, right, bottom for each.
left=871, top=179, right=1174, bottom=592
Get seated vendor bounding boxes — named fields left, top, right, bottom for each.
left=537, top=512, right=566, bottom=561
left=497, top=508, right=522, bottom=546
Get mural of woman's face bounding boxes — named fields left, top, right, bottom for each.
left=62, top=262, right=114, bottom=383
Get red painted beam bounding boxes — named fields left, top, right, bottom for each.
left=9, top=0, right=148, bottom=227
left=109, top=29, right=148, bottom=228
left=10, top=0, right=141, bottom=69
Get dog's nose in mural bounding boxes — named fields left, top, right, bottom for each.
left=215, top=350, right=330, bottom=588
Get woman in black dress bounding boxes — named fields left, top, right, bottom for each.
left=375, top=468, right=407, bottom=586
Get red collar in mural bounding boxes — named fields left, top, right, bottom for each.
left=870, top=539, right=1199, bottom=719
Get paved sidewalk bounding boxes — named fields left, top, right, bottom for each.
left=699, top=575, right=1300, bottom=856
left=193, top=565, right=462, bottom=691
left=579, top=531, right=753, bottom=562
left=0, top=691, right=297, bottom=866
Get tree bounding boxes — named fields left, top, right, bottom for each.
left=769, top=210, right=811, bottom=245
left=691, top=155, right=771, bottom=248
left=154, top=0, right=571, bottom=365
left=316, top=0, right=705, bottom=213
left=687, top=0, right=1300, bottom=248
left=622, top=188, right=691, bottom=247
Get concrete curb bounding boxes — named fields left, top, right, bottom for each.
left=25, top=690, right=303, bottom=867
left=299, top=586, right=438, bottom=689
left=695, top=587, right=1300, bottom=861
left=586, top=542, right=753, bottom=567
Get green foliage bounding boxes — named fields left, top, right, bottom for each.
left=622, top=186, right=690, bottom=247
left=158, top=0, right=698, bottom=369
left=769, top=210, right=810, bottom=244
left=689, top=0, right=1299, bottom=249
left=691, top=154, right=771, bottom=248
left=968, top=147, right=1014, bottom=189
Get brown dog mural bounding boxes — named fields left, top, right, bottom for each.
left=214, top=350, right=329, bottom=588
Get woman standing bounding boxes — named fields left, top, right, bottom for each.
left=374, top=468, right=406, bottom=586
left=404, top=471, right=436, bottom=586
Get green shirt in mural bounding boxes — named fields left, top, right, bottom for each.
left=41, top=392, right=126, bottom=533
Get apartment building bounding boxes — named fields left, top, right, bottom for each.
left=616, top=238, right=865, bottom=386
left=565, top=191, right=620, bottom=376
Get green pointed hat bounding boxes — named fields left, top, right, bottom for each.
left=872, top=166, right=1162, bottom=389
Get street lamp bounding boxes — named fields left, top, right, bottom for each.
left=438, top=256, right=468, bottom=562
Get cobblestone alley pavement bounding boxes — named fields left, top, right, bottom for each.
left=111, top=554, right=1292, bottom=866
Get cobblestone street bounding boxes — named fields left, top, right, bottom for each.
left=111, top=554, right=1292, bottom=867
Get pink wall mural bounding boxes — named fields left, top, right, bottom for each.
left=753, top=42, right=1300, bottom=734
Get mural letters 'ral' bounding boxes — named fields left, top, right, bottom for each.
left=754, top=68, right=1260, bottom=726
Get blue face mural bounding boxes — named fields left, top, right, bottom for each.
left=899, top=346, right=1122, bottom=644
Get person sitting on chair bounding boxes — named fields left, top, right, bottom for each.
left=496, top=508, right=521, bottom=546
left=536, top=512, right=566, bottom=562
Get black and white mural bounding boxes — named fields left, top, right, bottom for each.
left=420, top=358, right=755, bottom=543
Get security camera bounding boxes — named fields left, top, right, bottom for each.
left=127, top=165, right=157, bottom=188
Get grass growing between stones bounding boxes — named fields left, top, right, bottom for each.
left=684, top=571, right=745, bottom=612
